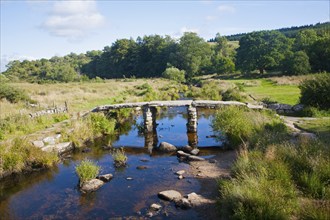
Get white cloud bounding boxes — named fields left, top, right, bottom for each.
left=217, top=5, right=236, bottom=13
left=41, top=0, right=105, bottom=41
left=1, top=54, right=36, bottom=73
left=205, top=15, right=217, bottom=21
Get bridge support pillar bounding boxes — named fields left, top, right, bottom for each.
left=187, top=105, right=197, bottom=133
left=143, top=106, right=157, bottom=133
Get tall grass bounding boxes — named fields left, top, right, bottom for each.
left=75, top=159, right=100, bottom=183
left=111, top=148, right=127, bottom=168
left=0, top=138, right=59, bottom=177
left=213, top=106, right=330, bottom=219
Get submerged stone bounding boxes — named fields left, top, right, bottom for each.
left=158, top=190, right=182, bottom=201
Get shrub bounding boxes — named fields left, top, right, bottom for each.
left=222, top=87, right=246, bottom=102
left=299, top=73, right=330, bottom=110
left=90, top=113, right=116, bottom=135
left=0, top=84, right=32, bottom=103
left=75, top=159, right=100, bottom=183
left=212, top=106, right=255, bottom=147
left=111, top=148, right=127, bottom=168
left=162, top=67, right=186, bottom=83
left=0, top=138, right=58, bottom=176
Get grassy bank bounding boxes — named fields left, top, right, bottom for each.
left=213, top=106, right=330, bottom=219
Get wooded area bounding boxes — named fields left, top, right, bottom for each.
left=2, top=22, right=329, bottom=83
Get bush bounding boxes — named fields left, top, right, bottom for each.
left=111, top=148, right=127, bottom=168
left=90, top=113, right=116, bottom=135
left=222, top=87, right=246, bottom=102
left=212, top=106, right=255, bottom=147
left=0, top=84, right=31, bottom=103
left=0, top=138, right=58, bottom=176
left=299, top=73, right=330, bottom=110
left=162, top=67, right=186, bottom=83
left=75, top=160, right=100, bottom=183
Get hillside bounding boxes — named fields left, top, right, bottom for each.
left=216, top=22, right=330, bottom=41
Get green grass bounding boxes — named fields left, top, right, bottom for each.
left=213, top=106, right=330, bottom=219
left=0, top=138, right=59, bottom=177
left=229, top=79, right=300, bottom=105
left=75, top=159, right=100, bottom=183
left=111, top=148, right=128, bottom=168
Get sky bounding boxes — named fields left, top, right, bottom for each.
left=1, top=0, right=329, bottom=72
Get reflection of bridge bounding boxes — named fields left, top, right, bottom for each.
left=92, top=100, right=263, bottom=148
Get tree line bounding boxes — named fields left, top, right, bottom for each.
left=2, top=26, right=329, bottom=83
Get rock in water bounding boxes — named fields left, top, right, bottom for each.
left=150, top=203, right=162, bottom=211
left=190, top=149, right=200, bottom=155
left=177, top=150, right=191, bottom=157
left=97, top=174, right=113, bottom=182
left=188, top=155, right=205, bottom=161
left=175, top=170, right=185, bottom=175
left=158, top=190, right=182, bottom=201
left=80, top=179, right=104, bottom=193
left=187, top=192, right=216, bottom=207
left=158, top=142, right=177, bottom=152
left=174, top=198, right=191, bottom=209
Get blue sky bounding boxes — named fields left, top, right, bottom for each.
left=1, top=0, right=329, bottom=72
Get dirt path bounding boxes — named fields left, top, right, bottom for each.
left=188, top=150, right=237, bottom=219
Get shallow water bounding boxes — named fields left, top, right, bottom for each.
left=0, top=107, right=224, bottom=219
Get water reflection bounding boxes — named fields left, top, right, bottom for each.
left=0, top=108, right=223, bottom=219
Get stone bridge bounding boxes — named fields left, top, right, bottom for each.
left=92, top=100, right=263, bottom=134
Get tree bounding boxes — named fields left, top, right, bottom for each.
left=293, top=29, right=318, bottom=52
left=210, top=33, right=236, bottom=74
left=236, top=31, right=291, bottom=74
left=308, top=36, right=330, bottom=72
left=175, top=32, right=212, bottom=80
left=162, top=67, right=185, bottom=83
left=281, top=51, right=311, bottom=75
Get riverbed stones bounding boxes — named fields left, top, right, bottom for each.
left=136, top=165, right=148, bottom=170
left=97, top=174, right=113, bottom=182
left=177, top=150, right=191, bottom=157
left=187, top=192, right=216, bottom=207
left=158, top=190, right=182, bottom=201
left=158, top=142, right=177, bottom=152
left=80, top=179, right=104, bottom=193
left=150, top=203, right=162, bottom=211
left=174, top=198, right=191, bottom=209
left=188, top=155, right=205, bottom=161
left=175, top=170, right=185, bottom=175
left=178, top=175, right=184, bottom=180
left=190, top=149, right=200, bottom=155
left=181, top=145, right=193, bottom=153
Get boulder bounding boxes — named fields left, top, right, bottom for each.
left=174, top=198, right=191, bottom=209
left=32, top=140, right=44, bottom=148
left=188, top=155, right=205, bottom=161
left=158, top=142, right=177, bottom=152
left=80, top=179, right=104, bottom=193
left=158, top=190, right=182, bottom=201
left=150, top=203, right=162, bottom=211
left=42, top=142, right=73, bottom=154
left=181, top=145, right=193, bottom=153
left=97, top=174, right=113, bottom=182
left=187, top=192, right=215, bottom=207
left=177, top=150, right=190, bottom=157
left=268, top=103, right=293, bottom=111
left=190, top=149, right=200, bottom=155
left=43, top=136, right=56, bottom=145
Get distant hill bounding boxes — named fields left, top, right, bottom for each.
left=209, top=22, right=330, bottom=42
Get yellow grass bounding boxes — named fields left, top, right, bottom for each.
left=0, top=78, right=174, bottom=118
